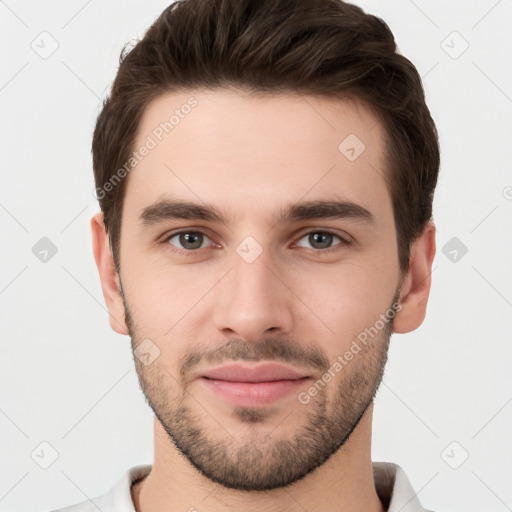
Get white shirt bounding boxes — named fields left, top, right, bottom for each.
left=49, top=462, right=434, bottom=512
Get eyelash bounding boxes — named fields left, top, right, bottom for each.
left=161, top=229, right=351, bottom=257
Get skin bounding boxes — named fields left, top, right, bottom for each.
left=91, top=87, right=436, bottom=512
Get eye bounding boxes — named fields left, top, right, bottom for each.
left=165, top=230, right=213, bottom=253
left=294, top=231, right=348, bottom=251
left=161, top=228, right=350, bottom=257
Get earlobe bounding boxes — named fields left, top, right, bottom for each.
left=91, top=212, right=129, bottom=336
left=393, top=221, right=436, bottom=334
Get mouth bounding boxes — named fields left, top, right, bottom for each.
left=198, top=363, right=311, bottom=406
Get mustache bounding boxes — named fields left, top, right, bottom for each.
left=179, top=338, right=330, bottom=380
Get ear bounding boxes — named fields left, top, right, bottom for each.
left=91, top=211, right=129, bottom=335
left=393, top=221, right=436, bottom=334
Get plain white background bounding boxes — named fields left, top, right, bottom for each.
left=1, top=1, right=511, bottom=511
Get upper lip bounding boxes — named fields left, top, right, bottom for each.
left=201, top=363, right=309, bottom=383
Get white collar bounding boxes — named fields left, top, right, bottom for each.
left=53, top=461, right=432, bottom=512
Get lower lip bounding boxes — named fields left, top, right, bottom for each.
left=199, top=377, right=310, bottom=406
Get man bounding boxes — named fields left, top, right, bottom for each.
left=53, top=0, right=439, bottom=510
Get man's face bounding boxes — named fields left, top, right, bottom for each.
left=116, top=88, right=402, bottom=490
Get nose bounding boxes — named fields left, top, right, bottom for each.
left=212, top=247, right=294, bottom=342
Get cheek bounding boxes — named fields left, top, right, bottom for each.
left=289, top=259, right=397, bottom=350
left=296, top=254, right=393, bottom=304
left=122, top=256, right=219, bottom=338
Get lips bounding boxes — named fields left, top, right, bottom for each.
left=198, top=363, right=311, bottom=406
left=201, top=363, right=308, bottom=383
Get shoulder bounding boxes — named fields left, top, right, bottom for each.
left=373, top=461, right=437, bottom=512
left=46, top=464, right=152, bottom=512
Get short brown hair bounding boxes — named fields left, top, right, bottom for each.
left=92, top=0, right=440, bottom=275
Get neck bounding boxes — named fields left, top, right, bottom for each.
left=132, top=404, right=384, bottom=512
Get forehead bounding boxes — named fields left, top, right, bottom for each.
left=123, top=87, right=393, bottom=228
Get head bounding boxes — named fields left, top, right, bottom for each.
left=91, top=0, right=438, bottom=492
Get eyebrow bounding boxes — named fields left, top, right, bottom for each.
left=138, top=196, right=375, bottom=229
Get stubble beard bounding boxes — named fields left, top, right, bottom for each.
left=122, top=288, right=396, bottom=491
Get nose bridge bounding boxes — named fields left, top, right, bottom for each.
left=233, top=245, right=278, bottom=300
left=213, top=239, right=294, bottom=340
